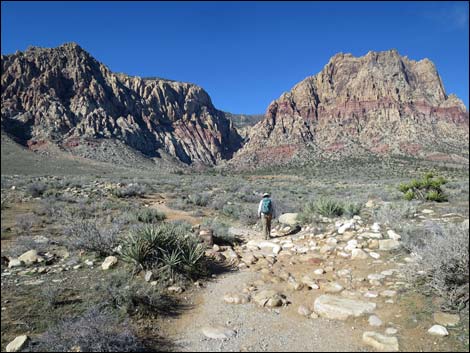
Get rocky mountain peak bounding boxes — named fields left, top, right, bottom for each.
left=1, top=43, right=242, bottom=165
left=231, top=50, right=468, bottom=167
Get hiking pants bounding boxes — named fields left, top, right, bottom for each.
left=261, top=213, right=272, bottom=240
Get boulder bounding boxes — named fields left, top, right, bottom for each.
left=362, top=331, right=399, bottom=351
left=279, top=213, right=299, bottom=226
left=314, top=295, right=376, bottom=320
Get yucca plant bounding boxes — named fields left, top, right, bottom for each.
left=314, top=198, right=344, bottom=217
left=119, top=223, right=208, bottom=280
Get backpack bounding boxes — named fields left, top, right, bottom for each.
left=261, top=198, right=272, bottom=215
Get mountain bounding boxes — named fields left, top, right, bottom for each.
left=231, top=49, right=469, bottom=167
left=223, top=112, right=264, bottom=139
left=1, top=43, right=243, bottom=166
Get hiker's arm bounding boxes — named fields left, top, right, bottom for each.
left=258, top=201, right=262, bottom=218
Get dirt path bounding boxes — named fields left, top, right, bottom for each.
left=141, top=194, right=208, bottom=225
left=160, top=270, right=366, bottom=352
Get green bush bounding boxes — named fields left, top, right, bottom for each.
left=134, top=208, right=166, bottom=223
left=119, top=223, right=207, bottom=280
left=344, top=202, right=363, bottom=217
left=314, top=198, right=344, bottom=217
left=398, top=172, right=448, bottom=202
left=189, top=192, right=210, bottom=206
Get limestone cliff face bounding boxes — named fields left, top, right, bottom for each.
left=1, top=43, right=242, bottom=165
left=233, top=50, right=469, bottom=166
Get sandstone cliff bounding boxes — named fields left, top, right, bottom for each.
left=232, top=49, right=469, bottom=166
left=1, top=43, right=242, bottom=165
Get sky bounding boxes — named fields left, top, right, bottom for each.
left=1, top=1, right=469, bottom=114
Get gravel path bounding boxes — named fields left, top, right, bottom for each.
left=161, top=270, right=367, bottom=352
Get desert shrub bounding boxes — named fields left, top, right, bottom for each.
left=119, top=223, right=207, bottom=280
left=238, top=206, right=258, bottom=226
left=343, top=202, right=363, bottom=218
left=27, top=182, right=47, bottom=197
left=134, top=208, right=166, bottom=223
left=313, top=198, right=344, bottom=217
left=26, top=306, right=145, bottom=352
left=188, top=192, right=210, bottom=206
left=63, top=219, right=121, bottom=256
left=398, top=172, right=448, bottom=202
left=202, top=219, right=239, bottom=245
left=15, top=213, right=37, bottom=234
left=34, top=197, right=62, bottom=218
left=404, top=221, right=469, bottom=311
left=209, top=194, right=230, bottom=210
left=373, top=201, right=418, bottom=226
left=221, top=203, right=239, bottom=218
left=112, top=184, right=147, bottom=198
left=1, top=194, right=9, bottom=210
left=41, top=284, right=62, bottom=308
left=167, top=197, right=191, bottom=211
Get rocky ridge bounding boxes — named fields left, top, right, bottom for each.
left=1, top=43, right=242, bottom=165
left=232, top=49, right=469, bottom=167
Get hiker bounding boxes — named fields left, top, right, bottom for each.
left=258, top=192, right=276, bottom=240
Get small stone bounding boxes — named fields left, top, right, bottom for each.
left=298, top=305, right=312, bottom=317
left=168, top=286, right=184, bottom=294
left=73, top=264, right=82, bottom=270
left=380, top=290, right=397, bottom=297
left=369, top=252, right=380, bottom=259
left=18, top=250, right=44, bottom=266
left=368, top=315, right=383, bottom=327
left=314, top=268, right=325, bottom=275
left=387, top=230, right=401, bottom=241
left=433, top=312, right=460, bottom=327
left=201, top=326, right=236, bottom=340
left=371, top=223, right=381, bottom=233
left=8, top=259, right=23, bottom=268
left=6, top=335, right=28, bottom=352
left=351, top=249, right=368, bottom=260
left=385, top=327, right=398, bottom=335
left=101, top=256, right=118, bottom=270
left=428, top=325, right=449, bottom=336
left=322, top=282, right=344, bottom=293
left=379, top=239, right=400, bottom=251
left=84, top=259, right=94, bottom=266
left=362, top=331, right=399, bottom=351
left=144, top=271, right=153, bottom=282
left=223, top=293, right=250, bottom=304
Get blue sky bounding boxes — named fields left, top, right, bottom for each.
left=1, top=1, right=468, bottom=114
